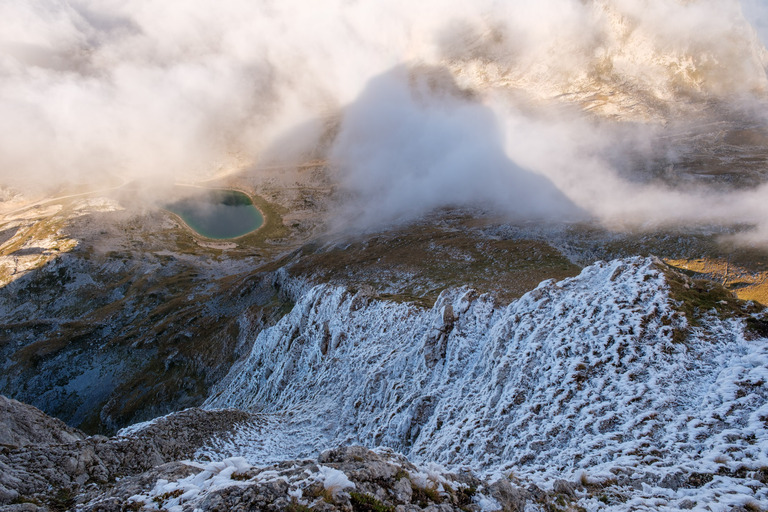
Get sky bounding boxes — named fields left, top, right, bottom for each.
left=1, top=0, right=768, bottom=237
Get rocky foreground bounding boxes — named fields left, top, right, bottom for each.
left=2, top=395, right=767, bottom=512
left=0, top=395, right=600, bottom=512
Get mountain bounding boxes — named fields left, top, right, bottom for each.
left=1, top=256, right=766, bottom=510
left=2, top=1, right=768, bottom=511
left=200, top=257, right=768, bottom=509
left=0, top=395, right=558, bottom=511
left=0, top=195, right=295, bottom=434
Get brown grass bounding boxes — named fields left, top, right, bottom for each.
left=665, top=257, right=768, bottom=306
left=285, top=222, right=581, bottom=307
left=658, top=261, right=768, bottom=342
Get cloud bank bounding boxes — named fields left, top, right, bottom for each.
left=1, top=0, right=768, bottom=235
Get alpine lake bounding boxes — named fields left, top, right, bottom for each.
left=165, top=188, right=264, bottom=239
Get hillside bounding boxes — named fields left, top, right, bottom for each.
left=2, top=1, right=768, bottom=510
left=1, top=257, right=766, bottom=511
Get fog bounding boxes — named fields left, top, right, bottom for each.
left=329, top=66, right=587, bottom=228
left=2, top=0, right=768, bottom=235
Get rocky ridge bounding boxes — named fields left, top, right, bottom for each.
left=0, top=397, right=252, bottom=509
left=0, top=395, right=85, bottom=448
left=201, top=257, right=768, bottom=510
left=1, top=257, right=767, bottom=511
left=0, top=397, right=581, bottom=512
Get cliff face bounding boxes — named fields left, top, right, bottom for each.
left=0, top=245, right=290, bottom=434
left=444, top=0, right=768, bottom=120
left=0, top=199, right=299, bottom=434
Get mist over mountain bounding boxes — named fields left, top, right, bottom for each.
left=2, top=0, right=768, bottom=233
left=2, top=2, right=768, bottom=511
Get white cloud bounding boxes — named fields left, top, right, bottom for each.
left=1, top=0, right=767, bottom=238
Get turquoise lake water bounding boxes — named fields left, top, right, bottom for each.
left=166, top=189, right=264, bottom=239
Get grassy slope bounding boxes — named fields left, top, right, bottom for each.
left=280, top=219, right=582, bottom=308
left=0, top=192, right=301, bottom=434
left=665, top=256, right=768, bottom=306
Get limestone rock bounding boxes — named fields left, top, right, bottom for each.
left=0, top=399, right=252, bottom=508
left=0, top=395, right=86, bottom=448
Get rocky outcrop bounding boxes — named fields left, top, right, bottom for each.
left=3, top=395, right=767, bottom=511
left=82, top=446, right=529, bottom=512
left=0, top=398, right=252, bottom=508
left=0, top=396, right=86, bottom=448
left=0, top=398, right=542, bottom=512
left=198, top=258, right=768, bottom=510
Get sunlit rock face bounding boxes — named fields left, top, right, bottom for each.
left=440, top=0, right=768, bottom=119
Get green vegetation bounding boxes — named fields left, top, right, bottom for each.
left=393, top=469, right=409, bottom=481
left=0, top=185, right=308, bottom=435
left=227, top=190, right=290, bottom=248
left=665, top=255, right=768, bottom=306
left=410, top=483, right=443, bottom=507
left=3, top=238, right=294, bottom=434
left=5, top=185, right=768, bottom=443
left=158, top=185, right=295, bottom=262
left=455, top=485, right=477, bottom=508
left=10, top=496, right=41, bottom=506
left=152, top=489, right=184, bottom=508
left=286, top=502, right=314, bottom=512
left=47, top=487, right=76, bottom=512
left=349, top=492, right=395, bottom=512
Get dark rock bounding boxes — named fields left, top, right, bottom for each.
left=0, top=504, right=45, bottom=512
left=0, top=398, right=253, bottom=507
left=0, top=482, right=20, bottom=504
left=526, top=483, right=545, bottom=502
left=659, top=472, right=686, bottom=491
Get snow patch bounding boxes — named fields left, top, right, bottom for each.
left=128, top=457, right=253, bottom=511
left=319, top=465, right=356, bottom=498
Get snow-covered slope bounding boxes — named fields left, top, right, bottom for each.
left=204, top=257, right=768, bottom=508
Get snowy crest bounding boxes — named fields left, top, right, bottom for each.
left=204, top=257, right=768, bottom=495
